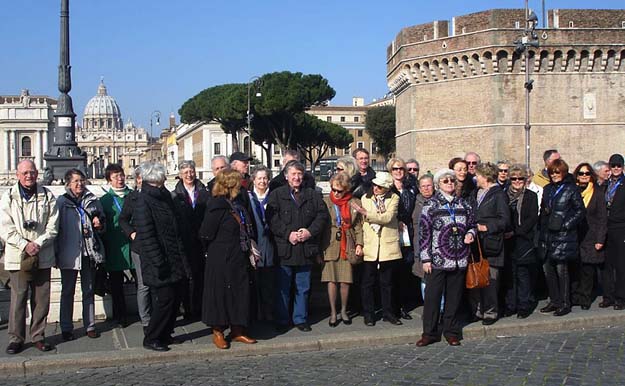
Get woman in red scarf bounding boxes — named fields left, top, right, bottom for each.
left=321, top=172, right=363, bottom=327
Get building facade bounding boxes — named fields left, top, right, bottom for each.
left=387, top=9, right=625, bottom=172
left=307, top=97, right=389, bottom=169
left=0, top=89, right=55, bottom=177
left=76, top=80, right=150, bottom=177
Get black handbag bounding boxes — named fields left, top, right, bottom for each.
left=94, top=264, right=109, bottom=297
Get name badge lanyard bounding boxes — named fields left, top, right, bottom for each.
left=549, top=184, right=566, bottom=211
left=333, top=205, right=342, bottom=228
left=112, top=196, right=123, bottom=213
left=444, top=203, right=459, bottom=233
left=606, top=176, right=624, bottom=206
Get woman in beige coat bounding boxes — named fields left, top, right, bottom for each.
left=352, top=171, right=402, bottom=326
left=322, top=172, right=363, bottom=327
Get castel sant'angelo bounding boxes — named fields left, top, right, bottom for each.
left=388, top=8, right=625, bottom=171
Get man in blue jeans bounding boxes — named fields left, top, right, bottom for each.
left=267, top=161, right=329, bottom=332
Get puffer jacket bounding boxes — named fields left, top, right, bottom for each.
left=539, top=174, right=586, bottom=262
left=55, top=189, right=106, bottom=269
left=0, top=183, right=58, bottom=270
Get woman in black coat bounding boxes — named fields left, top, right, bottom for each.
left=538, top=159, right=585, bottom=316
left=199, top=169, right=256, bottom=350
left=570, top=163, right=607, bottom=310
left=503, top=164, right=539, bottom=319
left=134, top=162, right=190, bottom=352
left=470, top=162, right=510, bottom=325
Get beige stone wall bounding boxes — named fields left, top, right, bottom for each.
left=396, top=71, right=625, bottom=174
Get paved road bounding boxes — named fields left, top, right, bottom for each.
left=4, top=325, right=625, bottom=386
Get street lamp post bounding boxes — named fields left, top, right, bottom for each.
left=247, top=76, right=262, bottom=158
left=514, top=1, right=539, bottom=167
left=150, top=110, right=161, bottom=142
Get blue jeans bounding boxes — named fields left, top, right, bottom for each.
left=276, top=265, right=311, bottom=325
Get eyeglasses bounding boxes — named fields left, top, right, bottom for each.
left=407, top=168, right=419, bottom=172
left=467, top=161, right=478, bottom=165
left=391, top=167, right=404, bottom=171
left=335, top=167, right=344, bottom=171
left=498, top=169, right=509, bottom=173
left=577, top=171, right=592, bottom=176
left=510, top=177, right=526, bottom=182
left=331, top=188, right=344, bottom=194
left=610, top=163, right=623, bottom=168
left=440, top=178, right=456, bottom=184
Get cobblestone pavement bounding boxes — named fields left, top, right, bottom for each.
left=4, top=325, right=625, bottom=386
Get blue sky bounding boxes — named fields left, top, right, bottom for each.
left=1, top=0, right=621, bottom=131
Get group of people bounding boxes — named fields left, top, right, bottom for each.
left=1, top=145, right=623, bottom=353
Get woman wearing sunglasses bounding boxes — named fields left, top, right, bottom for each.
left=570, top=163, right=606, bottom=310
left=502, top=164, right=539, bottom=319
left=416, top=169, right=476, bottom=346
left=538, top=159, right=585, bottom=317
left=321, top=172, right=363, bottom=327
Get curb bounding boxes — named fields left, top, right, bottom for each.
left=2, top=312, right=625, bottom=377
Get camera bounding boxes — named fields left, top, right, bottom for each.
left=23, top=220, right=37, bottom=230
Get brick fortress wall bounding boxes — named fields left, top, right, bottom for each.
left=387, top=9, right=625, bottom=173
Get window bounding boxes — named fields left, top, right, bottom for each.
left=569, top=21, right=574, bottom=28
left=621, top=21, right=625, bottom=28
left=371, top=142, right=378, bottom=154
left=357, top=141, right=364, bottom=149
left=357, top=129, right=363, bottom=137
left=515, top=21, right=520, bottom=29
left=354, top=116, right=359, bottom=123
left=214, top=142, right=221, bottom=155
left=274, top=146, right=281, bottom=155
left=326, top=116, right=332, bottom=122
left=461, top=27, right=466, bottom=34
left=343, top=148, right=350, bottom=156
left=330, top=147, right=336, bottom=156
left=21, top=137, right=32, bottom=157
left=340, top=116, right=346, bottom=122
left=274, top=159, right=281, bottom=167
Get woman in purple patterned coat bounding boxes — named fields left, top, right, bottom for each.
left=416, top=169, right=477, bottom=347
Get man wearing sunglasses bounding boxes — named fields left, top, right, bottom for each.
left=464, top=152, right=480, bottom=185
left=602, top=154, right=625, bottom=310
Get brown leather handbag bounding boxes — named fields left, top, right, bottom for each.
left=345, top=228, right=363, bottom=265
left=466, top=236, right=490, bottom=289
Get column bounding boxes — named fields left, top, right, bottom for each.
left=4, top=130, right=10, bottom=173
left=36, top=130, right=43, bottom=170
left=13, top=131, right=18, bottom=169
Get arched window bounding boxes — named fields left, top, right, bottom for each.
left=21, top=136, right=32, bottom=157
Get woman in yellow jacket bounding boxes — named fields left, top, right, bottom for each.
left=352, top=171, right=402, bottom=326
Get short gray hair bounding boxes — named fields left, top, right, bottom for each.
left=433, top=168, right=455, bottom=186
left=593, top=160, right=608, bottom=173
left=251, top=165, right=272, bottom=180
left=140, top=162, right=167, bottom=185
left=405, top=159, right=419, bottom=167
left=211, top=155, right=228, bottom=165
left=284, top=160, right=305, bottom=174
left=509, top=163, right=527, bottom=178
left=178, top=160, right=196, bottom=171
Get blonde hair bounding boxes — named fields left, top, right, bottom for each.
left=330, top=171, right=352, bottom=191
left=336, top=156, right=357, bottom=177
left=386, top=157, right=406, bottom=173
left=212, top=169, right=242, bottom=200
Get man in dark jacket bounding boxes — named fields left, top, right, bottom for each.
left=602, top=153, right=625, bottom=309
left=118, top=165, right=151, bottom=329
left=268, top=149, right=315, bottom=192
left=266, top=161, right=329, bottom=332
left=351, top=148, right=376, bottom=199
left=172, top=160, right=210, bottom=319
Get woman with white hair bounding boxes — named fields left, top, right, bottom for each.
left=416, top=169, right=476, bottom=347
left=134, top=162, right=191, bottom=352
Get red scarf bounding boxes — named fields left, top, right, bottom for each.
left=330, top=191, right=353, bottom=259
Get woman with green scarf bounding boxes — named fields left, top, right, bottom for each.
left=100, top=163, right=134, bottom=326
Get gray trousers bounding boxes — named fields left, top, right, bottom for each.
left=8, top=268, right=51, bottom=344
left=60, top=255, right=96, bottom=333
left=131, top=252, right=151, bottom=326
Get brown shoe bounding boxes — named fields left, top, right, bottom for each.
left=86, top=330, right=100, bottom=339
left=445, top=336, right=461, bottom=346
left=230, top=326, right=257, bottom=344
left=416, top=336, right=439, bottom=347
left=212, top=328, right=230, bottom=349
